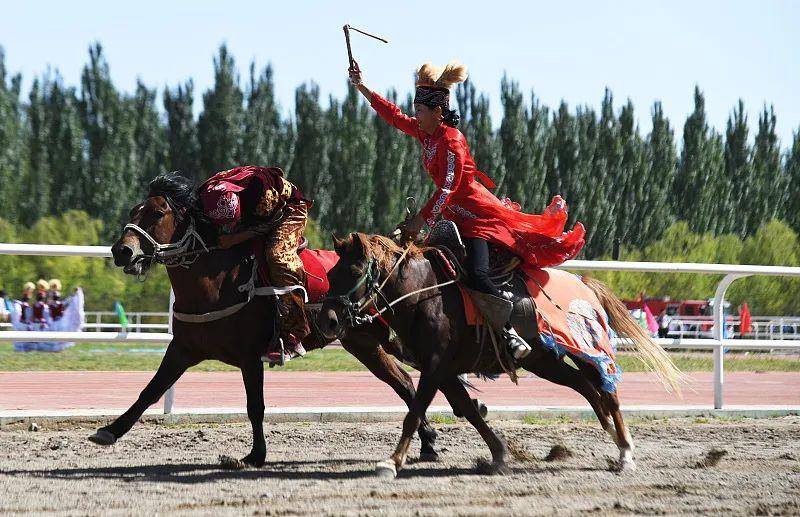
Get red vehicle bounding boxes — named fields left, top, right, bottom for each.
left=623, top=297, right=711, bottom=317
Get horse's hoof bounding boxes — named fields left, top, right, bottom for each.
left=418, top=451, right=440, bottom=462
left=375, top=460, right=397, bottom=479
left=88, top=429, right=116, bottom=446
left=476, top=458, right=510, bottom=476
left=241, top=452, right=266, bottom=468
left=617, top=458, right=637, bottom=472
left=476, top=400, right=488, bottom=419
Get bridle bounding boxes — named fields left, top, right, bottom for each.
left=325, top=257, right=389, bottom=334
left=324, top=246, right=456, bottom=338
left=123, top=197, right=216, bottom=273
left=124, top=217, right=214, bottom=269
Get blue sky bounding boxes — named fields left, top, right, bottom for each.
left=2, top=0, right=798, bottom=143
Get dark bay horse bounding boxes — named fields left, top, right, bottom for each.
left=89, top=173, right=439, bottom=467
left=318, top=233, right=683, bottom=477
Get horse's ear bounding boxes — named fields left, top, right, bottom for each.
left=331, top=233, right=345, bottom=254
left=352, top=232, right=371, bottom=256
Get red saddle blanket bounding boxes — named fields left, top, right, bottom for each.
left=459, top=266, right=621, bottom=391
left=253, top=244, right=339, bottom=304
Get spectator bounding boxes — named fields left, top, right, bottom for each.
left=658, top=310, right=672, bottom=338
left=48, top=279, right=65, bottom=321
left=19, top=281, right=35, bottom=324
left=0, top=289, right=10, bottom=322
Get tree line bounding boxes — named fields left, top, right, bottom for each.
left=1, top=43, right=799, bottom=261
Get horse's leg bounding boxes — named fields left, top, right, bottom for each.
left=88, top=342, right=197, bottom=445
left=440, top=375, right=508, bottom=474
left=520, top=353, right=616, bottom=446
left=376, top=358, right=449, bottom=478
left=599, top=388, right=635, bottom=471
left=341, top=340, right=439, bottom=460
left=238, top=360, right=267, bottom=467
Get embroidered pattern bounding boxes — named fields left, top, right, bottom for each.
left=256, top=188, right=280, bottom=216
left=208, top=192, right=239, bottom=222
left=449, top=204, right=477, bottom=219
left=423, top=139, right=438, bottom=166
left=427, top=149, right=456, bottom=226
left=566, top=299, right=604, bottom=353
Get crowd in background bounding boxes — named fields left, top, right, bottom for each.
left=0, top=279, right=84, bottom=352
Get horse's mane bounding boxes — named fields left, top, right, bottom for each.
left=339, top=233, right=427, bottom=274
left=147, top=172, right=208, bottom=224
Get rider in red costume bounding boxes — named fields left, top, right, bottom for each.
left=349, top=60, right=586, bottom=360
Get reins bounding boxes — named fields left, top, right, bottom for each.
left=326, top=242, right=458, bottom=331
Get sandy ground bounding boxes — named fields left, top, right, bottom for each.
left=1, top=417, right=799, bottom=516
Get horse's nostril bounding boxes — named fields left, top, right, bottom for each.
left=320, top=309, right=339, bottom=333
left=114, top=245, right=134, bottom=267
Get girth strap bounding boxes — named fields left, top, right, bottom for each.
left=172, top=260, right=308, bottom=324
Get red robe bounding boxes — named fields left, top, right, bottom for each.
left=370, top=93, right=586, bottom=268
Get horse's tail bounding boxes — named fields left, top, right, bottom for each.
left=583, top=277, right=684, bottom=395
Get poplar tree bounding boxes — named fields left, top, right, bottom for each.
left=324, top=85, right=376, bottom=233
left=197, top=45, right=244, bottom=178
left=131, top=80, right=166, bottom=191
left=21, top=78, right=50, bottom=225
left=289, top=82, right=330, bottom=224
left=723, top=100, right=751, bottom=236
left=749, top=105, right=783, bottom=233
left=371, top=89, right=412, bottom=233
left=617, top=100, right=649, bottom=247
left=45, top=76, right=86, bottom=215
left=642, top=101, right=677, bottom=244
left=674, top=86, right=723, bottom=234
left=589, top=89, right=622, bottom=256
left=498, top=76, right=530, bottom=200
left=242, top=62, right=291, bottom=169
left=163, top=80, right=200, bottom=181
left=783, top=127, right=800, bottom=233
left=0, top=47, right=25, bottom=223
left=79, top=43, right=132, bottom=227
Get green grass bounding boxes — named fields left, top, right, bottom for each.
left=0, top=342, right=798, bottom=373
left=428, top=414, right=458, bottom=424
left=0, top=343, right=365, bottom=372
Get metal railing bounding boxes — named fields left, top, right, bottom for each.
left=2, top=243, right=800, bottom=412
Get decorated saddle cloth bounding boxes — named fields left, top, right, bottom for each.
left=459, top=267, right=622, bottom=392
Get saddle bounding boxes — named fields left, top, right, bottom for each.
left=426, top=220, right=537, bottom=342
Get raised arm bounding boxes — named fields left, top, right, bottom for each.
left=349, top=61, right=420, bottom=138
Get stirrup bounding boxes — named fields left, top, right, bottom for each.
left=262, top=337, right=290, bottom=366
left=261, top=338, right=307, bottom=366
left=503, top=326, right=531, bottom=360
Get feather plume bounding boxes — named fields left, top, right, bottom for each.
left=434, top=61, right=468, bottom=88
left=415, top=62, right=443, bottom=86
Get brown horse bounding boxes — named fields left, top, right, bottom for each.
left=318, top=232, right=683, bottom=477
left=89, top=173, right=440, bottom=466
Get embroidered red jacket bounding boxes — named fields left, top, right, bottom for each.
left=370, top=92, right=586, bottom=268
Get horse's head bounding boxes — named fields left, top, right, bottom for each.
left=111, top=172, right=198, bottom=276
left=318, top=232, right=415, bottom=340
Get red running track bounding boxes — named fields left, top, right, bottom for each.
left=1, top=371, right=798, bottom=411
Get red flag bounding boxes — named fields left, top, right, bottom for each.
left=740, top=303, right=752, bottom=336
left=643, top=303, right=659, bottom=335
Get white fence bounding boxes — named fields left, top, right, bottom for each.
left=661, top=315, right=800, bottom=341
left=0, top=311, right=170, bottom=332
left=1, top=244, right=800, bottom=412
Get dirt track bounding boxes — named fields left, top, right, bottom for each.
left=1, top=417, right=799, bottom=516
